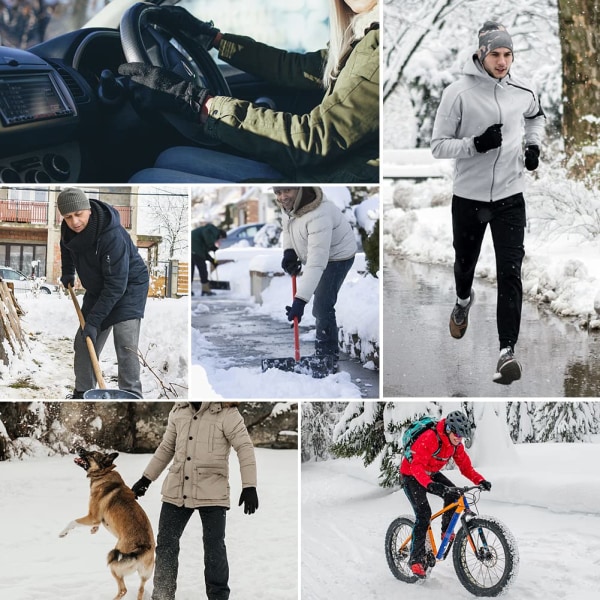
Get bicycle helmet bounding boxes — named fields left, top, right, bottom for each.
left=445, top=411, right=472, bottom=439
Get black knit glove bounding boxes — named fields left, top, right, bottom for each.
left=131, top=476, right=151, bottom=499
left=238, top=487, right=259, bottom=515
left=281, top=249, right=302, bottom=276
left=480, top=480, right=492, bottom=491
left=286, top=298, right=306, bottom=324
left=427, top=481, right=448, bottom=497
left=474, top=123, right=503, bottom=153
left=118, top=63, right=211, bottom=121
left=524, top=145, right=540, bottom=171
left=159, top=6, right=220, bottom=50
left=60, top=275, right=75, bottom=289
left=81, top=323, right=97, bottom=345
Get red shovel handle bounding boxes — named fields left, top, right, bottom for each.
left=292, top=275, right=300, bottom=361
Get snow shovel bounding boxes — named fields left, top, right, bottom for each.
left=67, top=284, right=139, bottom=399
left=208, top=264, right=230, bottom=290
left=261, top=275, right=336, bottom=379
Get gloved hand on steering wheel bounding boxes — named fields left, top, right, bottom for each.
left=118, top=63, right=211, bottom=122
left=159, top=6, right=221, bottom=50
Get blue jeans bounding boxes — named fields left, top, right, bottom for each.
left=312, top=257, right=354, bottom=356
left=129, top=147, right=285, bottom=183
left=152, top=503, right=230, bottom=600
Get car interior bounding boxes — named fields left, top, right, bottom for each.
left=0, top=0, right=325, bottom=184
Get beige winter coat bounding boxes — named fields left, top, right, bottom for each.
left=143, top=402, right=257, bottom=509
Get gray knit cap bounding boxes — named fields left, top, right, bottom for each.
left=477, top=21, right=513, bottom=64
left=57, top=188, right=91, bottom=215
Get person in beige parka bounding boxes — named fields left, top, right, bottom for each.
left=131, top=402, right=258, bottom=600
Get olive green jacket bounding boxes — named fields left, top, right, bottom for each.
left=204, top=27, right=380, bottom=183
left=143, top=402, right=257, bottom=509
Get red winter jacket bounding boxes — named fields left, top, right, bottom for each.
left=399, top=419, right=484, bottom=489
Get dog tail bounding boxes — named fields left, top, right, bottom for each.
left=107, top=545, right=153, bottom=566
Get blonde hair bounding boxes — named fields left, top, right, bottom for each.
left=322, top=0, right=379, bottom=89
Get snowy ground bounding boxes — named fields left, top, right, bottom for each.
left=0, top=294, right=188, bottom=399
left=191, top=246, right=380, bottom=399
left=302, top=439, right=600, bottom=599
left=0, top=447, right=297, bottom=600
left=383, top=166, right=600, bottom=327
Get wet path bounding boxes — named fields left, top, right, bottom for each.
left=383, top=257, right=600, bottom=397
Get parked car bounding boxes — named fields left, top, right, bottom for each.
left=0, top=266, right=58, bottom=295
left=0, top=0, right=332, bottom=184
left=219, top=223, right=266, bottom=249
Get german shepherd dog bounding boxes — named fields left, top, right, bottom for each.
left=59, top=448, right=155, bottom=600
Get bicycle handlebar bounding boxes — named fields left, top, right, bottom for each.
left=448, top=484, right=488, bottom=494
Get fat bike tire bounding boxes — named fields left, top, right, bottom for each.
left=385, top=516, right=418, bottom=583
left=452, top=515, right=519, bottom=597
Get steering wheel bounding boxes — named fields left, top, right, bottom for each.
left=119, top=2, right=231, bottom=146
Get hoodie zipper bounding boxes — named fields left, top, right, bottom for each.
left=490, top=83, right=503, bottom=201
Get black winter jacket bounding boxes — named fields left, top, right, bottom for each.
left=60, top=199, right=149, bottom=330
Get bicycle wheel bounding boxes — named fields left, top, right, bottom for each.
left=385, top=516, right=418, bottom=583
left=452, top=515, right=519, bottom=597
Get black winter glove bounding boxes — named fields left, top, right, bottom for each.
left=158, top=6, right=220, bottom=50
left=427, top=481, right=449, bottom=496
left=131, top=476, right=151, bottom=499
left=238, top=486, right=259, bottom=515
left=118, top=63, right=211, bottom=122
left=286, top=298, right=307, bottom=324
left=474, top=123, right=503, bottom=153
left=81, top=323, right=98, bottom=345
left=281, top=249, right=302, bottom=276
left=480, top=480, right=492, bottom=491
left=524, top=145, right=540, bottom=171
left=61, top=275, right=75, bottom=289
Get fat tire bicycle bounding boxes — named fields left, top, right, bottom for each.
left=385, top=485, right=519, bottom=597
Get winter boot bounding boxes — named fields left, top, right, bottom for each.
left=201, top=283, right=215, bottom=296
left=449, top=289, right=475, bottom=339
left=493, top=346, right=522, bottom=385
left=410, top=562, right=427, bottom=578
left=66, top=390, right=85, bottom=399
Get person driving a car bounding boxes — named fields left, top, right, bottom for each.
left=118, top=0, right=379, bottom=184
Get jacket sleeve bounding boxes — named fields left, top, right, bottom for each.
left=60, top=239, right=76, bottom=281
left=205, top=31, right=379, bottom=176
left=143, top=407, right=178, bottom=481
left=84, top=230, right=130, bottom=330
left=523, top=92, right=545, bottom=147
left=431, top=88, right=478, bottom=159
left=218, top=34, right=325, bottom=89
left=406, top=431, right=442, bottom=489
left=223, top=408, right=257, bottom=488
left=295, top=211, right=334, bottom=302
left=453, top=444, right=484, bottom=485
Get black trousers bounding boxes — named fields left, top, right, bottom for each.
left=402, top=473, right=460, bottom=565
left=452, top=193, right=526, bottom=350
left=152, top=503, right=230, bottom=600
left=191, top=253, right=209, bottom=284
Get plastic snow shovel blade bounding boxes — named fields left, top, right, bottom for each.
left=208, top=280, right=231, bottom=290
left=261, top=355, right=337, bottom=379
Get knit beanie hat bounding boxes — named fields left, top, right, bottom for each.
left=477, top=21, right=513, bottom=64
left=57, top=188, right=91, bottom=215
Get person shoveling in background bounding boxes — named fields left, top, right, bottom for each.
left=57, top=188, right=149, bottom=399
left=191, top=224, right=227, bottom=297
left=276, top=186, right=356, bottom=371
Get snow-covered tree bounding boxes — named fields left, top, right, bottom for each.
left=535, top=402, right=598, bottom=442
left=301, top=402, right=346, bottom=462
left=507, top=401, right=536, bottom=442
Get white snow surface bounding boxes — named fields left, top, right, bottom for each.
left=0, top=295, right=188, bottom=399
left=191, top=247, right=379, bottom=399
left=0, top=447, right=297, bottom=600
left=302, top=441, right=600, bottom=599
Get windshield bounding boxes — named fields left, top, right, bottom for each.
left=0, top=0, right=329, bottom=53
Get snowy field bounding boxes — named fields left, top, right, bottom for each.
left=302, top=442, right=600, bottom=600
left=0, top=447, right=297, bottom=600
left=0, top=294, right=189, bottom=400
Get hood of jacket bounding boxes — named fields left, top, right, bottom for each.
left=284, top=187, right=322, bottom=217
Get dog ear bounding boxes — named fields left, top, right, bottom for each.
left=107, top=452, right=119, bottom=463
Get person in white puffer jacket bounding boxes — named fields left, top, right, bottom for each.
left=431, top=21, right=545, bottom=386
left=276, top=187, right=357, bottom=365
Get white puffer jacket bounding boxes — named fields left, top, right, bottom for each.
left=143, top=402, right=257, bottom=509
left=431, top=55, right=545, bottom=201
left=281, top=188, right=357, bottom=302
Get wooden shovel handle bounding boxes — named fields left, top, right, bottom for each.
left=67, top=284, right=106, bottom=389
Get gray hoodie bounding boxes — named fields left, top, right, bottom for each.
left=431, top=55, right=545, bottom=201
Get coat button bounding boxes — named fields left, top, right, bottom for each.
left=187, top=456, right=191, bottom=460
left=183, top=495, right=187, bottom=499
left=185, top=476, right=189, bottom=480
left=189, top=436, right=193, bottom=440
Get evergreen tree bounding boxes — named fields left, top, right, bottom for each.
left=536, top=402, right=597, bottom=442
left=301, top=402, right=346, bottom=462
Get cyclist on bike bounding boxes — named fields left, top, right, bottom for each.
left=400, top=410, right=492, bottom=578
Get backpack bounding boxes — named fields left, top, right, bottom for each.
left=401, top=416, right=443, bottom=462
